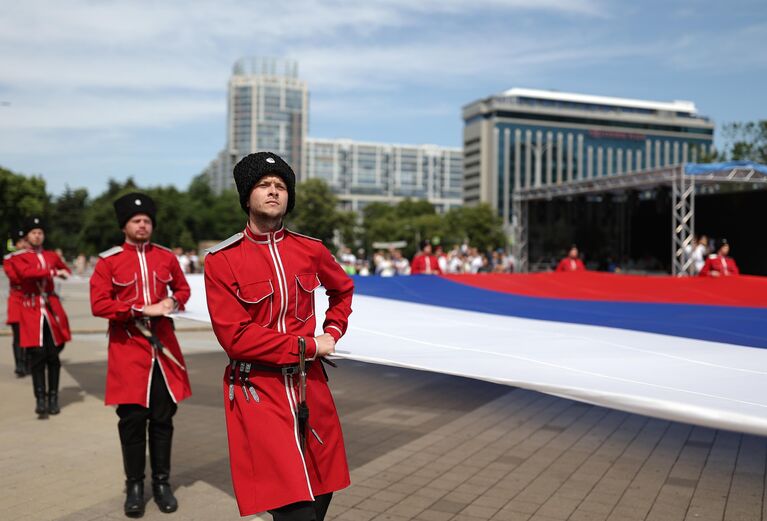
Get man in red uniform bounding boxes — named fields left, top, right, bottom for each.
left=14, top=217, right=71, bottom=416
left=204, top=152, right=354, bottom=521
left=699, top=239, right=740, bottom=277
left=90, top=193, right=192, bottom=518
left=556, top=245, right=586, bottom=272
left=410, top=239, right=442, bottom=275
left=4, top=228, right=29, bottom=377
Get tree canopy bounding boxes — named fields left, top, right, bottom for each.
left=0, top=166, right=506, bottom=259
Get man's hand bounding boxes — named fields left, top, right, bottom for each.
left=315, top=333, right=336, bottom=357
left=55, top=269, right=69, bottom=279
left=142, top=299, right=175, bottom=317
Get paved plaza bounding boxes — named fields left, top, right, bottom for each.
left=1, top=278, right=765, bottom=521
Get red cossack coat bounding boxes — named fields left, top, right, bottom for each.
left=556, top=258, right=586, bottom=272
left=3, top=251, right=24, bottom=325
left=699, top=255, right=740, bottom=277
left=90, top=242, right=192, bottom=406
left=13, top=249, right=71, bottom=348
left=410, top=253, right=442, bottom=274
left=204, top=226, right=354, bottom=516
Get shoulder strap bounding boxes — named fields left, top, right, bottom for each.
left=99, top=246, right=123, bottom=259
left=206, top=233, right=244, bottom=255
left=152, top=243, right=173, bottom=253
left=286, top=229, right=322, bottom=243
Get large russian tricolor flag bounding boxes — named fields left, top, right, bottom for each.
left=182, top=272, right=767, bottom=436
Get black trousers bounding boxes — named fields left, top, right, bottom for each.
left=269, top=493, right=333, bottom=521
left=116, top=362, right=177, bottom=482
left=11, top=323, right=26, bottom=373
left=27, top=321, right=63, bottom=396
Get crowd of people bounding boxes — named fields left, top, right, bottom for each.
left=335, top=237, right=741, bottom=278
left=338, top=240, right=517, bottom=276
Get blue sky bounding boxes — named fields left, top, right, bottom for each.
left=1, top=0, right=765, bottom=196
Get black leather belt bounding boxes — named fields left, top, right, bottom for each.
left=227, top=358, right=335, bottom=404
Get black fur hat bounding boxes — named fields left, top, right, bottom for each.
left=233, top=152, right=296, bottom=214
left=114, top=192, right=157, bottom=228
left=22, top=216, right=45, bottom=234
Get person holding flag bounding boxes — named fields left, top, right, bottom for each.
left=204, top=152, right=354, bottom=521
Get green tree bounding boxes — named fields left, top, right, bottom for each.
left=721, top=121, right=767, bottom=163
left=0, top=166, right=48, bottom=254
left=79, top=178, right=139, bottom=254
left=185, top=174, right=243, bottom=241
left=361, top=199, right=444, bottom=257
left=287, top=178, right=348, bottom=248
left=444, top=204, right=506, bottom=253
left=144, top=185, right=195, bottom=249
left=49, top=186, right=89, bottom=257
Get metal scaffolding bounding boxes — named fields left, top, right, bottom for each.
left=512, top=163, right=767, bottom=275
left=511, top=195, right=528, bottom=273
left=671, top=167, right=695, bottom=276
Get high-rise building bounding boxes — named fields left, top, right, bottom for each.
left=305, top=138, right=463, bottom=213
left=229, top=57, right=308, bottom=171
left=462, top=88, right=715, bottom=226
left=206, top=58, right=463, bottom=213
left=206, top=57, right=309, bottom=192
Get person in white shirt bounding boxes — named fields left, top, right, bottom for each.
left=691, top=235, right=709, bottom=274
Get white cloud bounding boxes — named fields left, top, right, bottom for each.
left=0, top=92, right=223, bottom=130
left=0, top=0, right=612, bottom=133
left=0, top=1, right=762, bottom=142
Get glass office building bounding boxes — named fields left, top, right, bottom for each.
left=305, top=138, right=463, bottom=213
left=462, top=88, right=715, bottom=225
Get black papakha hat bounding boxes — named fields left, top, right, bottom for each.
left=233, top=152, right=296, bottom=214
left=114, top=192, right=157, bottom=228
left=22, top=216, right=45, bottom=234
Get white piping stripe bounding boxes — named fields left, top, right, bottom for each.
left=146, top=354, right=155, bottom=407
left=39, top=301, right=45, bottom=346
left=283, top=375, right=315, bottom=500
left=271, top=238, right=290, bottom=333
left=156, top=359, right=178, bottom=404
left=35, top=252, right=57, bottom=345
left=326, top=325, right=343, bottom=336
left=266, top=241, right=286, bottom=333
left=137, top=247, right=152, bottom=305
left=136, top=246, right=155, bottom=407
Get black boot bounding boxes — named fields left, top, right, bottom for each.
left=31, top=366, right=47, bottom=416
left=47, top=391, right=60, bottom=415
left=150, top=436, right=178, bottom=513
left=47, top=360, right=61, bottom=414
left=122, top=442, right=146, bottom=518
left=125, top=480, right=144, bottom=518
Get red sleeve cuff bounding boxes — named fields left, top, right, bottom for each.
left=130, top=305, right=144, bottom=317
left=324, top=325, right=343, bottom=342
left=304, top=336, right=318, bottom=360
